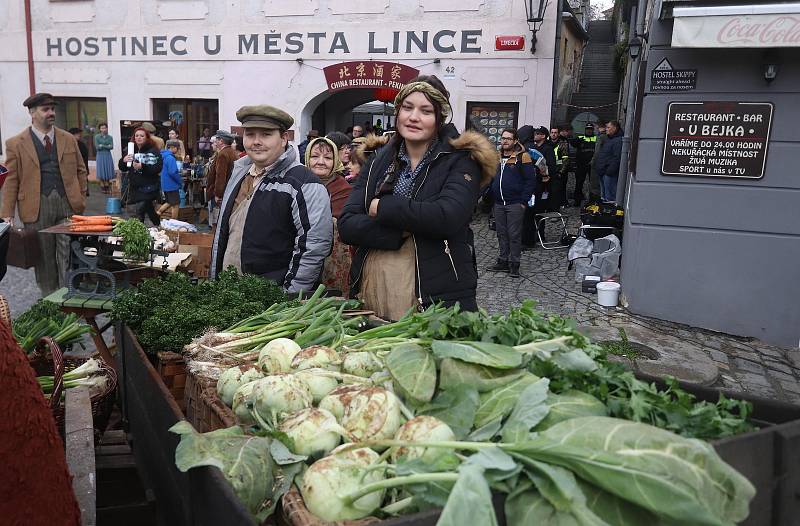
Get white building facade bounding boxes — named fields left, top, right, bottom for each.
left=0, top=0, right=557, bottom=162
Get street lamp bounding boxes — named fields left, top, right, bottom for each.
left=628, top=36, right=643, bottom=59
left=525, top=0, right=548, bottom=54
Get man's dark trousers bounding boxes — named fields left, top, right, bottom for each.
left=494, top=203, right=526, bottom=264
left=574, top=162, right=590, bottom=206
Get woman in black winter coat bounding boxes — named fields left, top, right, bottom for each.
left=339, top=75, right=497, bottom=319
left=118, top=127, right=163, bottom=225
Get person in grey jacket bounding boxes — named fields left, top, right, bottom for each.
left=210, top=105, right=333, bottom=293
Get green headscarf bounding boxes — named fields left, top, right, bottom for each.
left=304, top=136, right=344, bottom=182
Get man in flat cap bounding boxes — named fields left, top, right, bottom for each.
left=140, top=122, right=165, bottom=150
left=1, top=93, right=88, bottom=295
left=205, top=129, right=238, bottom=226
left=210, top=105, right=333, bottom=293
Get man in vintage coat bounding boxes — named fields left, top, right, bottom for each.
left=1, top=93, right=88, bottom=295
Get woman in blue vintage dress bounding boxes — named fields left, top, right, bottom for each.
left=94, top=122, right=115, bottom=193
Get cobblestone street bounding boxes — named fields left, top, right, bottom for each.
left=3, top=187, right=798, bottom=403
left=474, top=207, right=800, bottom=403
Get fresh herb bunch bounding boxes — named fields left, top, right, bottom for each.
left=531, top=356, right=754, bottom=439
left=349, top=300, right=589, bottom=349
left=112, top=218, right=151, bottom=261
left=112, top=268, right=289, bottom=354
left=14, top=299, right=66, bottom=328
left=13, top=300, right=92, bottom=354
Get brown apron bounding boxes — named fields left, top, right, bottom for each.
left=358, top=236, right=417, bottom=321
left=321, top=218, right=351, bottom=295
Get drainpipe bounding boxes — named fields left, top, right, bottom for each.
left=616, top=0, right=648, bottom=206
left=25, top=0, right=36, bottom=95
left=550, top=0, right=564, bottom=124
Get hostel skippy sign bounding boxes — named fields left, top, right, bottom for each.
left=661, top=101, right=774, bottom=179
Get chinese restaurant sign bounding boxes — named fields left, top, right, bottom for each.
left=323, top=61, right=419, bottom=92
left=661, top=101, right=773, bottom=178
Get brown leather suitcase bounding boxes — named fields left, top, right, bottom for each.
left=7, top=228, right=41, bottom=268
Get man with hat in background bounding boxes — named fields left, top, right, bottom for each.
left=1, top=93, right=88, bottom=295
left=297, top=129, right=319, bottom=165
left=210, top=105, right=332, bottom=293
left=205, top=129, right=238, bottom=226
left=68, top=127, right=90, bottom=196
left=141, top=122, right=165, bottom=150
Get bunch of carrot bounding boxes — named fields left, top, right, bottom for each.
left=69, top=215, right=120, bottom=232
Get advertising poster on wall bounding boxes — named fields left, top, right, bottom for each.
left=466, top=102, right=520, bottom=146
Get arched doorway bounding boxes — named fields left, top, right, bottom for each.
left=305, top=90, right=376, bottom=134
left=570, top=111, right=599, bottom=132
left=299, top=60, right=418, bottom=135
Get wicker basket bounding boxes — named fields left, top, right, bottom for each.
left=280, top=486, right=379, bottom=526
left=35, top=336, right=117, bottom=443
left=157, top=351, right=187, bottom=411
left=0, top=294, right=10, bottom=324
left=184, top=369, right=237, bottom=433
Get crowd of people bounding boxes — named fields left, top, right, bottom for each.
left=486, top=118, right=624, bottom=278
left=0, top=83, right=623, bottom=318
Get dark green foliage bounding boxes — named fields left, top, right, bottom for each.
left=384, top=300, right=752, bottom=441
left=381, top=300, right=590, bottom=348
left=112, top=218, right=151, bottom=261
left=531, top=357, right=753, bottom=440
left=112, top=268, right=289, bottom=354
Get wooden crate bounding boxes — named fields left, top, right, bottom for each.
left=178, top=231, right=214, bottom=247
left=156, top=351, right=187, bottom=412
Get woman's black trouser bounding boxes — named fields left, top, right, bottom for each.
left=137, top=200, right=160, bottom=226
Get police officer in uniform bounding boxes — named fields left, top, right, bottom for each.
left=573, top=123, right=597, bottom=208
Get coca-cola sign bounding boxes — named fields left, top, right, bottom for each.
left=717, top=15, right=800, bottom=45
left=673, top=12, right=800, bottom=48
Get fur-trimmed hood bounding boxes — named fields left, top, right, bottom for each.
left=361, top=133, right=390, bottom=153
left=448, top=129, right=498, bottom=187
left=358, top=128, right=498, bottom=187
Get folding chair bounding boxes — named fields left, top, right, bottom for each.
left=535, top=212, right=569, bottom=250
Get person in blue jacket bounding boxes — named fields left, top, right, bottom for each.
left=488, top=128, right=538, bottom=277
left=160, top=139, right=183, bottom=219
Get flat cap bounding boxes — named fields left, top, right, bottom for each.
left=23, top=92, right=58, bottom=109
left=215, top=129, right=235, bottom=141
left=140, top=122, right=157, bottom=133
left=236, top=105, right=293, bottom=130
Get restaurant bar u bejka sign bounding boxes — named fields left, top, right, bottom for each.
left=662, top=102, right=773, bottom=178
left=0, top=1, right=556, bottom=158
